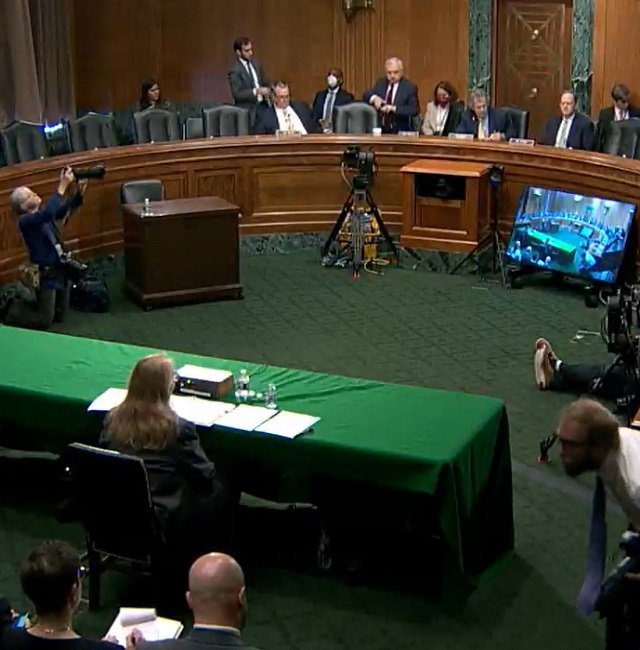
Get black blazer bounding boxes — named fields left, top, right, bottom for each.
left=311, top=87, right=354, bottom=124
left=227, top=58, right=268, bottom=110
left=362, top=77, right=419, bottom=133
left=541, top=112, right=595, bottom=150
left=595, top=105, right=640, bottom=151
left=252, top=101, right=317, bottom=135
left=456, top=107, right=513, bottom=139
left=139, top=627, right=260, bottom=650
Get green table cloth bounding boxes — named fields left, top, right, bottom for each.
left=0, top=328, right=513, bottom=579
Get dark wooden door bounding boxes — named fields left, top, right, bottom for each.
left=494, top=0, right=573, bottom=140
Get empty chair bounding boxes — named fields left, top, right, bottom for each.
left=120, top=179, right=165, bottom=204
left=203, top=105, right=250, bottom=137
left=333, top=102, right=379, bottom=134
left=0, top=121, right=48, bottom=164
left=68, top=112, right=118, bottom=151
left=132, top=108, right=180, bottom=143
left=500, top=106, right=530, bottom=139
left=65, top=443, right=164, bottom=609
left=184, top=117, right=204, bottom=139
left=602, top=119, right=640, bottom=159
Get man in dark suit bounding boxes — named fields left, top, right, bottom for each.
left=253, top=81, right=317, bottom=135
left=137, top=553, right=258, bottom=650
left=227, top=37, right=270, bottom=125
left=456, top=89, right=513, bottom=140
left=363, top=57, right=419, bottom=133
left=595, top=82, right=640, bottom=151
left=541, top=91, right=595, bottom=151
left=311, top=67, right=354, bottom=132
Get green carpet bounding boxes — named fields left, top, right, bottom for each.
left=0, top=250, right=626, bottom=649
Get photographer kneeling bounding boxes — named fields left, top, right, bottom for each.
left=4, top=167, right=88, bottom=330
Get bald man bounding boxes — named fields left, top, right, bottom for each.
left=138, top=553, right=258, bottom=650
left=363, top=57, right=419, bottom=133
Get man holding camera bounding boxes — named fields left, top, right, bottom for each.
left=3, top=166, right=87, bottom=329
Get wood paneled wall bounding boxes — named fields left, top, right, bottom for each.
left=592, top=0, right=640, bottom=115
left=72, top=0, right=469, bottom=112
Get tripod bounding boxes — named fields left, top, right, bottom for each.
left=322, top=186, right=398, bottom=276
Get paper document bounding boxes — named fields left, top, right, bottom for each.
left=255, top=411, right=320, bottom=438
left=213, top=403, right=277, bottom=431
left=105, top=607, right=183, bottom=646
left=87, top=388, right=236, bottom=427
left=176, top=364, right=232, bottom=383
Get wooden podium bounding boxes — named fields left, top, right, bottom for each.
left=400, top=159, right=491, bottom=252
left=122, top=197, right=243, bottom=309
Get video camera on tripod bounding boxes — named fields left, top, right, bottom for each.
left=341, top=145, right=377, bottom=192
left=604, top=287, right=640, bottom=357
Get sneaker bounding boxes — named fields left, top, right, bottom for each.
left=534, top=338, right=556, bottom=390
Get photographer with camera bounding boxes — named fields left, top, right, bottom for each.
left=556, top=399, right=640, bottom=648
left=3, top=167, right=88, bottom=330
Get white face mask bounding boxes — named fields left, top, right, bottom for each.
left=327, top=75, right=339, bottom=89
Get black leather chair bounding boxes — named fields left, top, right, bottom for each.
left=333, top=103, right=379, bottom=134
left=601, top=119, right=640, bottom=158
left=202, top=105, right=250, bottom=137
left=132, top=108, right=180, bottom=143
left=0, top=121, right=48, bottom=164
left=184, top=117, right=204, bottom=139
left=68, top=113, right=118, bottom=151
left=500, top=106, right=529, bottom=139
left=120, top=180, right=165, bottom=204
left=66, top=443, right=164, bottom=610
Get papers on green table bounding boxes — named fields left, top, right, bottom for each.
left=105, top=607, right=183, bottom=646
left=213, top=403, right=276, bottom=431
left=255, top=411, right=320, bottom=438
left=87, top=387, right=235, bottom=427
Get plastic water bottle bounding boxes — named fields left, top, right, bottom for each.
left=235, top=369, right=250, bottom=402
left=265, top=384, right=277, bottom=409
left=143, top=197, right=151, bottom=216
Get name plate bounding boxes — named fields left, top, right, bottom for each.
left=275, top=130, right=304, bottom=138
left=509, top=137, right=536, bottom=146
left=448, top=133, right=474, bottom=140
left=397, top=131, right=420, bottom=138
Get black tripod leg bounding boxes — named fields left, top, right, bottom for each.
left=323, top=192, right=354, bottom=256
left=366, top=191, right=398, bottom=261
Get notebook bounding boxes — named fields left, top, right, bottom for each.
left=105, top=607, right=183, bottom=646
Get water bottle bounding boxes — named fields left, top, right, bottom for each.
left=264, top=384, right=277, bottom=409
left=143, top=197, right=151, bottom=216
left=235, top=369, right=250, bottom=402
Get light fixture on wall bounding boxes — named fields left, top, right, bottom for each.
left=342, top=0, right=375, bottom=22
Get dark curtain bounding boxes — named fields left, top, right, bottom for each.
left=0, top=0, right=74, bottom=127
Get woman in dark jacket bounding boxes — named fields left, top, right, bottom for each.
left=138, top=78, right=173, bottom=112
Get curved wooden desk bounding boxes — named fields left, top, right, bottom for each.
left=1, top=135, right=638, bottom=282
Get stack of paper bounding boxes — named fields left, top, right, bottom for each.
left=213, top=403, right=276, bottom=431
left=255, top=411, right=320, bottom=439
left=105, top=607, right=183, bottom=646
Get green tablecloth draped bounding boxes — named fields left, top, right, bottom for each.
left=0, top=327, right=513, bottom=578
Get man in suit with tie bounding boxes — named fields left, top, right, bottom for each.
left=456, top=89, right=512, bottom=140
left=227, top=37, right=271, bottom=125
left=311, top=67, right=354, bottom=132
left=595, top=83, right=640, bottom=151
left=363, top=57, right=419, bottom=133
left=252, top=81, right=317, bottom=135
left=541, top=91, right=595, bottom=151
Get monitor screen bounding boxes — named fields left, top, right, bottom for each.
left=505, top=186, right=636, bottom=285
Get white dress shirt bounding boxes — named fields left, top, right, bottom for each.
left=599, top=426, right=640, bottom=529
left=615, top=107, right=629, bottom=122
left=276, top=105, right=307, bottom=134
left=555, top=114, right=575, bottom=148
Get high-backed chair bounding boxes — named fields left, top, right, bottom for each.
left=0, top=121, right=48, bottom=164
left=203, top=105, right=250, bottom=137
left=132, top=108, right=180, bottom=143
left=333, top=103, right=379, bottom=134
left=500, top=106, right=529, bottom=139
left=184, top=117, right=204, bottom=139
left=120, top=179, right=165, bottom=205
left=601, top=119, right=640, bottom=159
left=66, top=443, right=164, bottom=610
left=68, top=113, right=118, bottom=151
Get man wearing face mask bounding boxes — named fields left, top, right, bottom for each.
left=311, top=68, right=354, bottom=132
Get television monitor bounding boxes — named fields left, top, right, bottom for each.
left=505, top=186, right=636, bottom=285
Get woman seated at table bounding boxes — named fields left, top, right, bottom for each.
left=421, top=80, right=463, bottom=136
left=1, top=540, right=119, bottom=650
left=138, top=78, right=173, bottom=112
left=100, top=353, right=237, bottom=559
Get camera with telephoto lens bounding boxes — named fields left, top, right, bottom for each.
left=604, top=287, right=640, bottom=356
left=342, top=146, right=377, bottom=191
left=71, top=165, right=106, bottom=181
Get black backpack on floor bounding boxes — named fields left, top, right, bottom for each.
left=70, top=279, right=110, bottom=312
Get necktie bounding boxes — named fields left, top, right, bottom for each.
left=557, top=119, right=569, bottom=147
left=382, top=84, right=394, bottom=131
left=477, top=119, right=486, bottom=140
left=323, top=91, right=336, bottom=126
left=576, top=476, right=607, bottom=617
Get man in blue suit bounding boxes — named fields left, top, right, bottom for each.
left=541, top=91, right=595, bottom=151
left=456, top=89, right=513, bottom=140
left=253, top=81, right=317, bottom=135
left=3, top=167, right=87, bottom=329
left=363, top=57, right=419, bottom=133
left=311, top=67, right=354, bottom=132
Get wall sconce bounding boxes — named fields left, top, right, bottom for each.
left=342, top=0, right=375, bottom=22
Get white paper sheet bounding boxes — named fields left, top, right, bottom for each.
left=255, top=411, right=320, bottom=439
left=176, top=364, right=232, bottom=382
left=87, top=387, right=127, bottom=412
left=213, top=403, right=277, bottom=431
left=105, top=607, right=183, bottom=646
